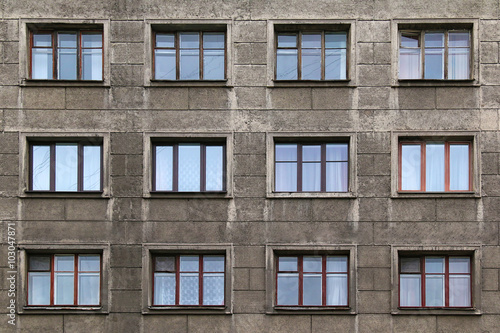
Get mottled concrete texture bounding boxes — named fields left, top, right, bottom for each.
left=1, top=0, right=500, bottom=332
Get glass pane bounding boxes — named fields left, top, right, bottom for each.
left=425, top=32, right=444, bottom=47
left=28, top=272, right=50, bottom=305
left=206, top=146, right=224, bottom=191
left=277, top=34, right=297, bottom=48
left=400, top=274, right=421, bottom=306
left=425, top=257, right=445, bottom=273
left=450, top=144, right=469, bottom=190
left=155, top=256, right=175, bottom=272
left=154, top=273, right=175, bottom=305
left=326, top=162, right=348, bottom=192
left=327, top=256, right=347, bottom=272
left=449, top=32, right=469, bottom=47
left=424, top=48, right=444, bottom=79
left=55, top=255, right=75, bottom=271
left=203, top=49, right=224, bottom=80
left=279, top=257, right=298, bottom=271
left=275, top=162, right=297, bottom=192
left=78, top=273, right=99, bottom=305
left=33, top=33, right=52, bottom=47
left=79, top=255, right=100, bottom=271
left=401, top=144, right=421, bottom=190
left=303, top=256, right=322, bottom=272
left=277, top=273, right=299, bottom=305
left=180, top=272, right=199, bottom=305
left=204, top=256, right=224, bottom=272
left=326, top=273, right=348, bottom=306
left=203, top=273, right=224, bottom=305
left=58, top=48, right=77, bottom=80
left=58, top=33, right=77, bottom=48
left=276, top=49, right=298, bottom=80
left=203, top=33, right=224, bottom=49
left=326, top=144, right=348, bottom=161
left=301, top=48, right=321, bottom=80
left=302, top=34, right=321, bottom=48
left=32, top=145, right=51, bottom=191
left=399, top=48, right=421, bottom=79
left=303, top=274, right=322, bottom=305
left=425, top=275, right=445, bottom=306
left=29, top=256, right=51, bottom=271
left=426, top=143, right=445, bottom=191
left=155, top=146, right=173, bottom=191
left=401, top=34, right=419, bottom=48
left=55, top=272, right=74, bottom=305
left=325, top=33, right=347, bottom=49
left=325, top=48, right=346, bottom=80
left=276, top=144, right=297, bottom=161
left=449, top=275, right=471, bottom=307
left=302, top=162, right=321, bottom=191
left=155, top=49, right=176, bottom=80
left=178, top=144, right=201, bottom=191
left=83, top=146, right=101, bottom=191
left=156, top=34, right=175, bottom=48
left=450, top=257, right=470, bottom=273
left=448, top=48, right=470, bottom=80
left=180, top=256, right=199, bottom=271
left=179, top=32, right=199, bottom=49
left=180, top=49, right=200, bottom=80
left=32, top=48, right=53, bottom=79
left=302, top=145, right=321, bottom=161
left=82, top=34, right=102, bottom=48
left=55, top=144, right=78, bottom=191
left=82, top=49, right=103, bottom=80
left=401, top=258, right=420, bottom=273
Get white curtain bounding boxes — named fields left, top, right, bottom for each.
left=425, top=144, right=445, bottom=191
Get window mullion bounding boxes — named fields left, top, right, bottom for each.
left=298, top=32, right=302, bottom=80
left=200, top=144, right=206, bottom=192
left=173, top=144, right=179, bottom=191
left=199, top=255, right=203, bottom=306
left=445, top=142, right=450, bottom=192
left=321, top=32, right=325, bottom=80
left=321, top=144, right=326, bottom=192
left=176, top=33, right=180, bottom=80
left=297, top=144, right=303, bottom=192
left=175, top=256, right=180, bottom=305
left=445, top=256, right=449, bottom=307
left=199, top=32, right=204, bottom=80
left=78, top=144, right=83, bottom=192
left=52, top=32, right=57, bottom=80
left=444, top=31, right=448, bottom=79
left=420, top=31, right=425, bottom=79
left=298, top=256, right=303, bottom=306
left=50, top=144, right=56, bottom=191
left=77, top=31, right=82, bottom=80
left=421, top=257, right=426, bottom=307
left=322, top=255, right=326, bottom=306
left=50, top=255, right=55, bottom=306
left=74, top=254, right=78, bottom=305
left=420, top=143, right=426, bottom=192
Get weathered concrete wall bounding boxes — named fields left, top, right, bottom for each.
left=1, top=0, right=500, bottom=332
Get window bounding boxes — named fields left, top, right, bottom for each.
left=276, top=255, right=348, bottom=307
left=275, top=31, right=347, bottom=80
left=153, top=255, right=225, bottom=306
left=153, top=31, right=225, bottom=80
left=152, top=142, right=225, bottom=192
left=274, top=142, right=348, bottom=192
left=399, top=256, right=472, bottom=308
left=399, top=30, right=470, bottom=80
left=30, top=29, right=103, bottom=80
left=27, top=254, right=101, bottom=306
left=30, top=140, right=102, bottom=192
left=399, top=141, right=471, bottom=192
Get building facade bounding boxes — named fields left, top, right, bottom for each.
left=1, top=0, right=500, bottom=332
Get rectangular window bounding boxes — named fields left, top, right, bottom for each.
left=275, top=142, right=348, bottom=192
left=153, top=31, right=225, bottom=80
left=30, top=141, right=102, bottom=192
left=276, top=31, right=347, bottom=80
left=30, top=30, right=103, bottom=80
left=153, top=255, right=225, bottom=306
left=153, top=142, right=225, bottom=192
left=399, top=141, right=471, bottom=192
left=399, top=30, right=470, bottom=80
left=27, top=254, right=101, bottom=306
left=399, top=256, right=472, bottom=308
left=276, top=255, right=348, bottom=307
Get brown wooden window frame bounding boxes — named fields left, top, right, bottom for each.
left=27, top=254, right=102, bottom=307
left=29, top=140, right=103, bottom=193
left=152, top=254, right=226, bottom=307
left=399, top=255, right=473, bottom=309
left=398, top=140, right=472, bottom=193
left=29, top=29, right=103, bottom=80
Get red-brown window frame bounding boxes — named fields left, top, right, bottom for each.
left=275, top=254, right=349, bottom=307
left=27, top=254, right=102, bottom=307
left=152, top=254, right=226, bottom=307
left=151, top=142, right=226, bottom=193
left=152, top=31, right=227, bottom=81
left=29, top=140, right=104, bottom=192
left=29, top=29, right=104, bottom=80
left=398, top=141, right=472, bottom=192
left=398, top=255, right=473, bottom=308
